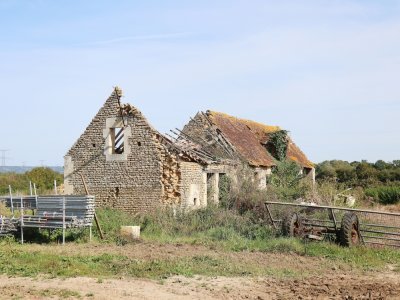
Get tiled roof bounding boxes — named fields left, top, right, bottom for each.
left=206, top=111, right=313, bottom=168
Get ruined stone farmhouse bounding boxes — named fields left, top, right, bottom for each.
left=64, top=88, right=313, bottom=213
left=180, top=111, right=315, bottom=192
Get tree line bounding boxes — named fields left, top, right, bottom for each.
left=0, top=167, right=63, bottom=195
left=316, top=160, right=400, bottom=204
left=316, top=160, right=400, bottom=186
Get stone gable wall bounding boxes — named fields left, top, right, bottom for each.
left=64, top=90, right=168, bottom=213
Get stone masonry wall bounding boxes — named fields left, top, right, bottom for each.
left=64, top=90, right=167, bottom=213
left=179, top=161, right=207, bottom=209
left=158, top=136, right=181, bottom=205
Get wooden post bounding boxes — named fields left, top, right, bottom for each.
left=33, top=183, right=38, bottom=209
left=8, top=185, right=14, bottom=214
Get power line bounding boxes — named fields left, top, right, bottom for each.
left=0, top=149, right=10, bottom=167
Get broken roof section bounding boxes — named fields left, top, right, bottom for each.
left=205, top=111, right=313, bottom=168
left=114, top=95, right=219, bottom=165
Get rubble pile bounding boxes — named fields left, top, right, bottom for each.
left=0, top=216, right=17, bottom=236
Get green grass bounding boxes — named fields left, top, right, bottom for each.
left=365, top=186, right=400, bottom=204
left=94, top=207, right=400, bottom=271
left=0, top=242, right=299, bottom=279
left=1, top=206, right=399, bottom=280
left=299, top=240, right=400, bottom=270
left=0, top=236, right=398, bottom=280
left=95, top=207, right=400, bottom=264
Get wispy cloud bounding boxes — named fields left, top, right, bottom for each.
left=1, top=1, right=400, bottom=164
left=86, top=32, right=193, bottom=46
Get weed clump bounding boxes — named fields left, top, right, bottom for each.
left=365, top=186, right=400, bottom=205
left=0, top=201, right=12, bottom=217
left=96, top=205, right=274, bottom=244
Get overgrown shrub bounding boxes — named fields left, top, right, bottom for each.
left=225, top=165, right=271, bottom=223
left=365, top=186, right=400, bottom=205
left=0, top=202, right=12, bottom=217
left=268, top=160, right=309, bottom=201
left=312, top=180, right=365, bottom=206
left=95, top=205, right=274, bottom=243
left=218, top=174, right=232, bottom=209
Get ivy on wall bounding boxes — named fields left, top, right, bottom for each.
left=267, top=130, right=289, bottom=161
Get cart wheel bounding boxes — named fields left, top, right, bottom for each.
left=340, top=212, right=360, bottom=247
left=282, top=212, right=303, bottom=237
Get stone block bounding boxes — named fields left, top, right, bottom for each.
left=120, top=225, right=141, bottom=241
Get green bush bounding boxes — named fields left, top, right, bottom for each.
left=268, top=160, right=309, bottom=201
left=365, top=186, right=400, bottom=205
left=0, top=167, right=63, bottom=195
left=95, top=206, right=274, bottom=243
left=25, top=167, right=63, bottom=194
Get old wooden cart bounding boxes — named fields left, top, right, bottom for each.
left=265, top=201, right=400, bottom=248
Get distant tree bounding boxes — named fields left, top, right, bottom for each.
left=350, top=161, right=359, bottom=167
left=0, top=172, right=29, bottom=195
left=377, top=169, right=397, bottom=182
left=25, top=167, right=63, bottom=193
left=393, top=168, right=400, bottom=181
left=335, top=166, right=356, bottom=184
left=315, top=161, right=336, bottom=180
left=316, top=160, right=358, bottom=184
left=355, top=162, right=379, bottom=186
left=374, top=160, right=389, bottom=171
left=315, top=159, right=400, bottom=191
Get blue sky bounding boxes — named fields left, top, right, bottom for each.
left=0, top=0, right=399, bottom=166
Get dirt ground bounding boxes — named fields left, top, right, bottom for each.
left=1, top=272, right=400, bottom=300
left=1, top=242, right=399, bottom=299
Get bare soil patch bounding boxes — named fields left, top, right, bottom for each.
left=1, top=272, right=399, bottom=300
left=2, top=242, right=399, bottom=299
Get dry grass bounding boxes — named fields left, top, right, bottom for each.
left=0, top=202, right=12, bottom=217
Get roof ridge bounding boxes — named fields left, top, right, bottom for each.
left=207, top=110, right=281, bottom=133
left=205, top=110, right=313, bottom=168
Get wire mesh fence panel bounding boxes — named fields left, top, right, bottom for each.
left=356, top=211, right=400, bottom=248
left=34, top=195, right=95, bottom=228
left=2, top=196, right=37, bottom=210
